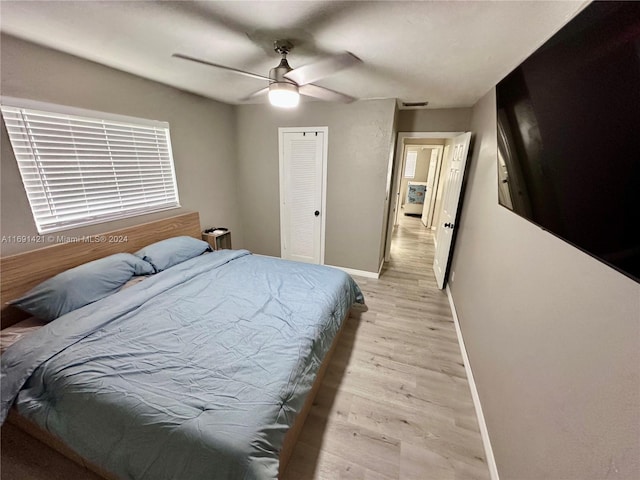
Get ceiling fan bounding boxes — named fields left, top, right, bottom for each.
left=173, top=40, right=361, bottom=108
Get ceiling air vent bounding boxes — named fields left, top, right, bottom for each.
left=401, top=101, right=429, bottom=108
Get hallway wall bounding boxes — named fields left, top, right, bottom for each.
left=397, top=108, right=471, bottom=132
left=449, top=88, right=640, bottom=479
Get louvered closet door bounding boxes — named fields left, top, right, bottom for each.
left=280, top=130, right=325, bottom=264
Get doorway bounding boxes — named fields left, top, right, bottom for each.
left=384, top=131, right=470, bottom=289
left=385, top=132, right=463, bottom=262
left=394, top=144, right=443, bottom=227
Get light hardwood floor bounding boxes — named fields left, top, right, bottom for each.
left=283, top=215, right=489, bottom=480
left=0, top=216, right=489, bottom=480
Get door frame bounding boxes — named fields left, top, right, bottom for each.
left=432, top=143, right=451, bottom=243
left=384, top=131, right=464, bottom=262
left=278, top=126, right=328, bottom=264
left=419, top=145, right=444, bottom=228
left=394, top=143, right=412, bottom=227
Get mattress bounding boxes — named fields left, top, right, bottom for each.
left=1, top=249, right=363, bottom=480
left=0, top=317, right=45, bottom=355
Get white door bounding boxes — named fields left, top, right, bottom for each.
left=433, top=132, right=471, bottom=289
left=279, top=128, right=327, bottom=264
left=421, top=148, right=440, bottom=227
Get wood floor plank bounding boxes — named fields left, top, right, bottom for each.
left=296, top=414, right=402, bottom=479
left=284, top=440, right=394, bottom=480
left=283, top=216, right=489, bottom=479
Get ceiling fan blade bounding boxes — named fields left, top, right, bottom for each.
left=284, top=52, right=361, bottom=86
left=172, top=53, right=270, bottom=82
left=299, top=84, right=356, bottom=103
left=240, top=87, right=269, bottom=102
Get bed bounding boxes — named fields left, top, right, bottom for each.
left=0, top=212, right=363, bottom=479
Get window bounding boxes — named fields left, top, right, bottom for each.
left=404, top=150, right=418, bottom=178
left=1, top=98, right=180, bottom=233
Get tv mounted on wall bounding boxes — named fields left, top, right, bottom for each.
left=496, top=1, right=640, bottom=283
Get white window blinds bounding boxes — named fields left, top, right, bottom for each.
left=1, top=99, right=180, bottom=233
left=404, top=150, right=417, bottom=178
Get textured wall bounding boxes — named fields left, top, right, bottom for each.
left=449, top=88, right=640, bottom=479
left=397, top=108, right=471, bottom=132
left=236, top=99, right=396, bottom=273
left=1, top=35, right=240, bottom=255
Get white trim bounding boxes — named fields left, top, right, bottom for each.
left=327, top=265, right=380, bottom=279
left=446, top=286, right=500, bottom=480
left=378, top=257, right=385, bottom=276
left=320, top=129, right=328, bottom=264
left=420, top=144, right=444, bottom=228
left=279, top=132, right=286, bottom=256
left=278, top=126, right=328, bottom=265
left=253, top=253, right=382, bottom=279
left=399, top=132, right=465, bottom=139
left=1, top=96, right=169, bottom=128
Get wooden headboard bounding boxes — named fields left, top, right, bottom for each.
left=0, top=212, right=201, bottom=328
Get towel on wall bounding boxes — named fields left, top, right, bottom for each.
left=406, top=184, right=427, bottom=204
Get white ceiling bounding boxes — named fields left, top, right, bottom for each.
left=0, top=1, right=587, bottom=108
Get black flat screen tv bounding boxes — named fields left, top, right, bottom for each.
left=496, top=1, right=640, bottom=283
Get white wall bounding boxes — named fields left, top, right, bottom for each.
left=1, top=35, right=241, bottom=255
left=449, top=88, right=640, bottom=479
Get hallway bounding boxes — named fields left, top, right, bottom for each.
left=284, top=215, right=490, bottom=479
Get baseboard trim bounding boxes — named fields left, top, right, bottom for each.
left=328, top=265, right=380, bottom=279
left=253, top=254, right=382, bottom=279
left=446, top=285, right=500, bottom=480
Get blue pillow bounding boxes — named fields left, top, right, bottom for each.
left=10, top=253, right=154, bottom=322
left=134, top=236, right=211, bottom=273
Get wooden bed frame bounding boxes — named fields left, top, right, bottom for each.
left=0, top=211, right=345, bottom=479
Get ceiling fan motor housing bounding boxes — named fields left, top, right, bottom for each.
left=270, top=58, right=295, bottom=84
left=270, top=39, right=297, bottom=86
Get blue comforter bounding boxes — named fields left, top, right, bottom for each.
left=1, top=250, right=363, bottom=479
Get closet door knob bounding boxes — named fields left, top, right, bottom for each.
left=314, top=210, right=320, bottom=217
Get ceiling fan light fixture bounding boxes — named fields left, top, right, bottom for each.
left=268, top=82, right=300, bottom=108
